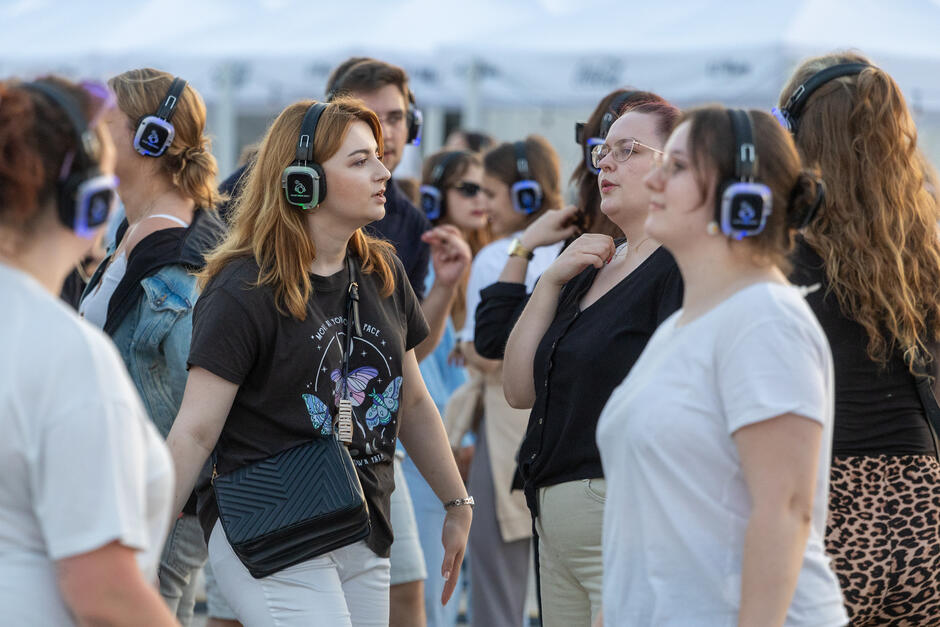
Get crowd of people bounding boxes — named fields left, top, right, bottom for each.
left=1, top=49, right=938, bottom=627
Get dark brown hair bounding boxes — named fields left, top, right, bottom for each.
left=0, top=76, right=104, bottom=235
left=682, top=105, right=821, bottom=271
left=780, top=51, right=940, bottom=372
left=483, top=135, right=562, bottom=226
left=326, top=57, right=410, bottom=101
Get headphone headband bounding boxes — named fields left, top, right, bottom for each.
left=25, top=81, right=95, bottom=164
left=430, top=151, right=465, bottom=189
left=155, top=77, right=186, bottom=121
left=729, top=109, right=758, bottom=181
left=296, top=103, right=327, bottom=162
left=514, top=141, right=530, bottom=181
left=777, top=62, right=871, bottom=133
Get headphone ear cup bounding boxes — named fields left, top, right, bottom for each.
left=282, top=163, right=327, bottom=209
left=311, top=163, right=327, bottom=206
left=406, top=105, right=422, bottom=145
left=714, top=179, right=733, bottom=232
left=511, top=180, right=543, bottom=215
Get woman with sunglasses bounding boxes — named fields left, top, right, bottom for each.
left=595, top=105, right=846, bottom=626
left=500, top=92, right=681, bottom=627
left=77, top=68, right=226, bottom=624
left=781, top=53, right=940, bottom=624
left=0, top=76, right=177, bottom=626
left=403, top=149, right=492, bottom=626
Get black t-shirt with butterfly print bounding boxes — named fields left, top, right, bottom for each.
left=188, top=253, right=429, bottom=557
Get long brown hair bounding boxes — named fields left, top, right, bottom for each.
left=780, top=52, right=940, bottom=372
left=421, top=149, right=493, bottom=329
left=199, top=97, right=397, bottom=320
left=109, top=69, right=220, bottom=209
left=682, top=106, right=822, bottom=272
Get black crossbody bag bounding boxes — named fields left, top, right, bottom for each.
left=211, top=256, right=371, bottom=578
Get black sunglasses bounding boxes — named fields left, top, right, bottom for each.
left=451, top=181, right=482, bottom=197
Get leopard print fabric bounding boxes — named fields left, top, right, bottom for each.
left=827, top=455, right=940, bottom=626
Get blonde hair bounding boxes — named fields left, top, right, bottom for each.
left=199, top=97, right=396, bottom=321
left=109, top=68, right=221, bottom=209
left=780, top=51, right=940, bottom=372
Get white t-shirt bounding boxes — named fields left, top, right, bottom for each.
left=596, top=282, right=847, bottom=627
left=0, top=264, right=174, bottom=625
left=460, top=234, right=562, bottom=341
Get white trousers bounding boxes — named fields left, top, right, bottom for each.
left=208, top=520, right=391, bottom=627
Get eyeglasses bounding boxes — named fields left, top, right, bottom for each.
left=590, top=138, right=663, bottom=169
left=451, top=181, right=482, bottom=197
left=650, top=151, right=684, bottom=179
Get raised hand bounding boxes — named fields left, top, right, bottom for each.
left=518, top=204, right=582, bottom=250
left=541, top=233, right=616, bottom=288
left=422, top=225, right=472, bottom=288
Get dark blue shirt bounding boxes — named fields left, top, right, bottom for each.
left=366, top=178, right=431, bottom=300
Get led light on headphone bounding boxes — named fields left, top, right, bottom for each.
left=419, top=185, right=443, bottom=220
left=770, top=107, right=791, bottom=131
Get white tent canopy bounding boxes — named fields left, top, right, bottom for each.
left=3, top=0, right=939, bottom=171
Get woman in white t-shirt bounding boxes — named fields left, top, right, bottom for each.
left=596, top=106, right=848, bottom=626
left=0, top=77, right=176, bottom=625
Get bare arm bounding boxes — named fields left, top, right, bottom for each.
left=57, top=541, right=178, bottom=626
left=415, top=226, right=472, bottom=363
left=503, top=234, right=615, bottom=409
left=502, top=279, right=563, bottom=409
left=735, top=413, right=823, bottom=626
left=459, top=340, right=501, bottom=374
left=398, top=348, right=472, bottom=605
left=165, top=367, right=239, bottom=516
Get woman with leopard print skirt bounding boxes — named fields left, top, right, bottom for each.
left=782, top=52, right=940, bottom=625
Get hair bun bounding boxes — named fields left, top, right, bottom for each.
left=787, top=171, right=825, bottom=229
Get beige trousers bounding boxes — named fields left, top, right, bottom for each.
left=535, top=478, right=606, bottom=627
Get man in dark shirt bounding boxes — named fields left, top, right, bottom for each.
left=326, top=57, right=470, bottom=627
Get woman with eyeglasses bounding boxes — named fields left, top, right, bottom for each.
left=473, top=87, right=633, bottom=360
left=781, top=53, right=940, bottom=624
left=500, top=92, right=682, bottom=627
left=595, top=105, right=846, bottom=626
left=399, top=149, right=492, bottom=626
left=0, top=76, right=177, bottom=626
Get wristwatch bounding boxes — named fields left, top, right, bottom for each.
left=507, top=238, right=534, bottom=260
left=444, top=496, right=475, bottom=510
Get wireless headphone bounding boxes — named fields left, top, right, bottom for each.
left=133, top=76, right=187, bottom=157
left=772, top=63, right=871, bottom=134
left=576, top=90, right=638, bottom=175
left=419, top=151, right=464, bottom=220
left=511, top=141, right=543, bottom=215
left=282, top=102, right=328, bottom=210
left=326, top=62, right=423, bottom=146
left=713, top=109, right=773, bottom=240
left=23, top=81, right=119, bottom=238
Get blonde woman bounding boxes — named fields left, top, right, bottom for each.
left=78, top=68, right=226, bottom=624
left=165, top=98, right=471, bottom=627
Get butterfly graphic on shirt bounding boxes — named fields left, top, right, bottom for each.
left=365, top=376, right=403, bottom=429
left=301, top=393, right=333, bottom=436
left=330, top=365, right=379, bottom=407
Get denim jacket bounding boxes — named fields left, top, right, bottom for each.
left=83, top=209, right=226, bottom=438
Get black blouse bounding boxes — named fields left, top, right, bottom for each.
left=789, top=239, right=936, bottom=456
left=479, top=246, right=683, bottom=515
